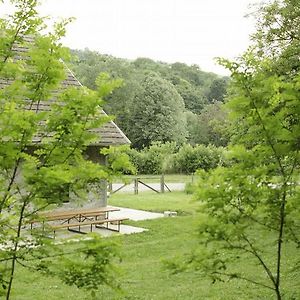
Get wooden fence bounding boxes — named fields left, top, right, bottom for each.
left=108, top=175, right=171, bottom=195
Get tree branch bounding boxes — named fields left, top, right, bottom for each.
left=241, top=234, right=277, bottom=287
left=212, top=271, right=275, bottom=291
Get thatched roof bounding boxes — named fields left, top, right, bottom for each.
left=0, top=36, right=130, bottom=146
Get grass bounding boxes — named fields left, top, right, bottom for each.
left=109, top=191, right=199, bottom=215
left=12, top=191, right=300, bottom=300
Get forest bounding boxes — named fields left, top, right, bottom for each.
left=69, top=50, right=229, bottom=149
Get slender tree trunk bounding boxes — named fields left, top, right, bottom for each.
left=274, top=186, right=287, bottom=300
left=5, top=198, right=28, bottom=300
left=0, top=159, right=21, bottom=213
left=275, top=286, right=282, bottom=300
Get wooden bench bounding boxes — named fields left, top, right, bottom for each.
left=49, top=217, right=129, bottom=238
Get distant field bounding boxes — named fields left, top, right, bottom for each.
left=13, top=192, right=300, bottom=300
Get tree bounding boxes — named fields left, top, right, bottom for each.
left=127, top=72, right=187, bottom=149
left=173, top=78, right=207, bottom=114
left=70, top=49, right=229, bottom=147
left=0, top=1, right=131, bottom=299
left=186, top=101, right=229, bottom=147
left=206, top=77, right=228, bottom=103
left=252, top=0, right=300, bottom=76
left=171, top=1, right=300, bottom=299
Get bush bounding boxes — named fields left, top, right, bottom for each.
left=184, top=182, right=197, bottom=194
left=127, top=142, right=177, bottom=174
left=128, top=142, right=225, bottom=175
left=173, top=144, right=224, bottom=174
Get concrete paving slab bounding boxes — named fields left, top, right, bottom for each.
left=110, top=206, right=164, bottom=221
left=94, top=224, right=147, bottom=237
left=50, top=223, right=148, bottom=239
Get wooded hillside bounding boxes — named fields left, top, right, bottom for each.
left=70, top=50, right=229, bottom=149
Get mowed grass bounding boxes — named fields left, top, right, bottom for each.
left=109, top=191, right=199, bottom=215
left=13, top=191, right=300, bottom=299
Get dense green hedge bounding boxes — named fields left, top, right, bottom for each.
left=127, top=142, right=177, bottom=174
left=173, top=144, right=224, bottom=173
left=127, top=142, right=225, bottom=174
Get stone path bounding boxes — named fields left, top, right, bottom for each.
left=111, top=206, right=163, bottom=221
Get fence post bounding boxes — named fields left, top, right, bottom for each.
left=108, top=182, right=112, bottom=193
left=134, top=178, right=139, bottom=195
left=99, top=179, right=108, bottom=207
left=160, top=174, right=165, bottom=193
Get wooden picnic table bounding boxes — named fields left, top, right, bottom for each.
left=37, top=206, right=120, bottom=222
left=30, top=206, right=127, bottom=237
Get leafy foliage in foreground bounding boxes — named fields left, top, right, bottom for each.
left=35, top=236, right=120, bottom=296
left=0, top=1, right=132, bottom=298
left=183, top=0, right=300, bottom=299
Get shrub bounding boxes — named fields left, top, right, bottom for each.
left=127, top=142, right=177, bottom=174
left=128, top=142, right=225, bottom=175
left=174, top=144, right=224, bottom=174
left=184, top=182, right=197, bottom=194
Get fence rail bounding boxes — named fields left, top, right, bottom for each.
left=108, top=175, right=172, bottom=195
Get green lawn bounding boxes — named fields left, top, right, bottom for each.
left=109, top=191, right=199, bottom=215
left=13, top=192, right=300, bottom=299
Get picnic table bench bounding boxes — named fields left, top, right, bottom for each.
left=50, top=217, right=129, bottom=238
left=29, top=206, right=128, bottom=238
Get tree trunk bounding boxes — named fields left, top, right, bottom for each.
left=5, top=199, right=28, bottom=300
left=275, top=187, right=287, bottom=300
